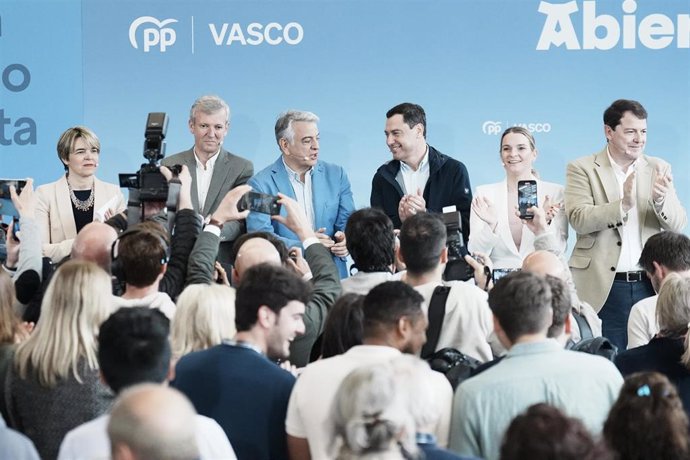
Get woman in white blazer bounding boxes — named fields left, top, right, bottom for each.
left=36, top=126, right=124, bottom=262
left=468, top=127, right=567, bottom=269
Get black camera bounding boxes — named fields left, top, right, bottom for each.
left=119, top=112, right=180, bottom=202
left=442, top=209, right=474, bottom=282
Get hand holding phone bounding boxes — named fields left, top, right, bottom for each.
left=237, top=191, right=281, bottom=215
left=517, top=180, right=538, bottom=220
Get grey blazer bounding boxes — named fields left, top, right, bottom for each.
left=162, top=148, right=253, bottom=243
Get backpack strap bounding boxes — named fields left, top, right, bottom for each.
left=571, top=308, right=594, bottom=341
left=421, top=285, right=451, bottom=359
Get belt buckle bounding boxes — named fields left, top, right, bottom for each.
left=626, top=271, right=641, bottom=282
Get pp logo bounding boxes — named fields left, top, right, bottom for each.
left=482, top=121, right=502, bottom=135
left=129, top=16, right=178, bottom=52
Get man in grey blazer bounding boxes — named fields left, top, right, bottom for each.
left=565, top=99, right=687, bottom=350
left=162, top=95, right=253, bottom=262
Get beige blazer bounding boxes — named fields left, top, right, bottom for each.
left=565, top=148, right=687, bottom=311
left=36, top=175, right=125, bottom=262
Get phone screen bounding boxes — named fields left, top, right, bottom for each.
left=0, top=179, right=27, bottom=217
left=518, top=180, right=538, bottom=220
left=492, top=268, right=521, bottom=283
left=238, top=191, right=281, bottom=215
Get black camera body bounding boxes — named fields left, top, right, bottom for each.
left=119, top=113, right=179, bottom=202
left=442, top=210, right=474, bottom=282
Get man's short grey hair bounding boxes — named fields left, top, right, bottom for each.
left=107, top=384, right=200, bottom=460
left=274, top=110, right=319, bottom=146
left=189, top=95, right=230, bottom=124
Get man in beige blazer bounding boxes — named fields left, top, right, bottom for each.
left=565, top=99, right=687, bottom=350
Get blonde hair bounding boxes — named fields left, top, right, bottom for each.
left=56, top=126, right=100, bottom=167
left=0, top=270, right=20, bottom=344
left=14, top=260, right=113, bottom=387
left=171, top=284, right=236, bottom=359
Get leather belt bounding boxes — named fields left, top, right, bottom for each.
left=614, top=271, right=646, bottom=282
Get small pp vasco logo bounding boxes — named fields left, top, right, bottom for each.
left=129, top=16, right=178, bottom=52
left=482, top=121, right=552, bottom=135
left=482, top=121, right=503, bottom=135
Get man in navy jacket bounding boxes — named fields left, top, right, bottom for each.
left=371, top=102, right=473, bottom=244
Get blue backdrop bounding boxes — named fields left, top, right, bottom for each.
left=2, top=0, right=689, bottom=232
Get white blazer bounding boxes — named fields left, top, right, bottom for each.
left=468, top=179, right=568, bottom=269
left=36, top=174, right=125, bottom=262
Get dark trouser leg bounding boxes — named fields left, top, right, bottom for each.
left=598, top=278, right=655, bottom=350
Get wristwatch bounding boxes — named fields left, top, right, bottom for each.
left=204, top=215, right=224, bottom=230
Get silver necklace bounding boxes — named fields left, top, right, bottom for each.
left=67, top=177, right=94, bottom=211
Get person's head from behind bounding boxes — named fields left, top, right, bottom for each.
left=56, top=125, right=100, bottom=173
left=390, top=355, right=442, bottom=435
left=188, top=95, right=229, bottom=157
left=108, top=384, right=199, bottom=460
left=399, top=212, right=447, bottom=277
left=231, top=235, right=283, bottom=285
left=656, top=272, right=690, bottom=337
left=499, top=126, right=537, bottom=178
left=544, top=275, right=571, bottom=342
left=229, top=231, right=289, bottom=268
left=604, top=372, right=689, bottom=460
left=171, top=283, right=236, bottom=359
left=489, top=271, right=553, bottom=348
left=0, top=269, right=21, bottom=346
left=500, top=403, right=599, bottom=460
left=346, top=208, right=395, bottom=274
left=235, top=264, right=311, bottom=360
left=113, top=228, right=169, bottom=288
left=98, top=307, right=171, bottom=394
left=362, top=281, right=426, bottom=355
left=320, top=293, right=365, bottom=359
left=15, top=260, right=112, bottom=386
left=385, top=103, right=427, bottom=165
left=639, top=231, right=690, bottom=292
left=522, top=250, right=567, bottom=279
left=331, top=363, right=417, bottom=459
left=71, top=222, right=118, bottom=272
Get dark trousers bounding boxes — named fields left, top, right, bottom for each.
left=598, top=278, right=655, bottom=351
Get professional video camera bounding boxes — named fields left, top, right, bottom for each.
left=119, top=113, right=181, bottom=226
left=441, top=206, right=474, bottom=282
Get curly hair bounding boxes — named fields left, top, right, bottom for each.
left=604, top=372, right=689, bottom=460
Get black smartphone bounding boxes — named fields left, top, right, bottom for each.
left=238, top=191, right=281, bottom=215
left=11, top=217, right=20, bottom=243
left=0, top=179, right=27, bottom=217
left=517, top=180, right=538, bottom=220
left=492, top=267, right=521, bottom=284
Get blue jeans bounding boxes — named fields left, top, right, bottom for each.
left=598, top=278, right=655, bottom=351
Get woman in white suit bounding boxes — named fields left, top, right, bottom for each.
left=36, top=126, right=124, bottom=262
left=468, top=126, right=567, bottom=269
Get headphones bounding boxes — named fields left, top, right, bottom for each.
left=110, top=228, right=170, bottom=283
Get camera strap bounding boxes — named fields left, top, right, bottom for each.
left=421, top=285, right=451, bottom=359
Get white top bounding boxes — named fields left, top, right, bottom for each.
left=58, top=413, right=237, bottom=460
left=468, top=179, right=568, bottom=269
left=340, top=271, right=404, bottom=295
left=285, top=345, right=452, bottom=460
left=398, top=149, right=430, bottom=195
left=194, top=148, right=220, bottom=211
left=111, top=292, right=176, bottom=320
left=283, top=158, right=316, bottom=228
left=413, top=280, right=499, bottom=362
left=627, top=294, right=658, bottom=349
left=606, top=147, right=643, bottom=272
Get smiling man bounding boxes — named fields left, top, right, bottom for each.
left=565, top=99, right=687, bottom=350
left=163, top=95, right=253, bottom=261
left=371, top=102, right=473, bottom=243
left=173, top=263, right=311, bottom=460
left=247, top=110, right=354, bottom=278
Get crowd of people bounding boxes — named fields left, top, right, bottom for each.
left=0, top=96, right=688, bottom=460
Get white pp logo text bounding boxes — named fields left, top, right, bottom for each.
left=129, top=16, right=178, bottom=52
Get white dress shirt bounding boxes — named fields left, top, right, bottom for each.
left=195, top=148, right=220, bottom=211
left=396, top=148, right=430, bottom=195
left=283, top=158, right=315, bottom=228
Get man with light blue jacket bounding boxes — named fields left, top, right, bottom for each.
left=247, top=110, right=355, bottom=278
